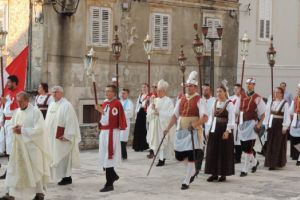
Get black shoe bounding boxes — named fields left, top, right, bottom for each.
left=189, top=170, right=200, bottom=184
left=240, top=172, right=247, bottom=177
left=207, top=175, right=218, bottom=182
left=181, top=184, right=189, bottom=190
left=100, top=185, right=114, bottom=192
left=33, top=194, right=44, bottom=200
left=156, top=159, right=165, bottom=167
left=0, top=194, right=14, bottom=200
left=296, top=161, right=300, bottom=166
left=269, top=167, right=275, bottom=170
left=218, top=176, right=226, bottom=182
left=58, top=177, right=72, bottom=185
left=147, top=150, right=154, bottom=159
left=252, top=161, right=259, bottom=173
left=0, top=171, right=6, bottom=179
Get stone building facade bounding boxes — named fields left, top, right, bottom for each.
left=1, top=0, right=239, bottom=149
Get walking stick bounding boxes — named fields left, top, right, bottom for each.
left=147, top=134, right=166, bottom=176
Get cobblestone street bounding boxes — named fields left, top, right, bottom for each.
left=1, top=144, right=299, bottom=200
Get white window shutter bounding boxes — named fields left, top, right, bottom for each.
left=162, top=15, right=169, bottom=48
left=90, top=7, right=100, bottom=46
left=258, top=0, right=272, bottom=40
left=100, top=8, right=110, bottom=47
left=153, top=14, right=162, bottom=48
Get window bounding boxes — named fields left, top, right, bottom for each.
left=83, top=105, right=99, bottom=124
left=89, top=7, right=112, bottom=47
left=203, top=17, right=222, bottom=54
left=151, top=13, right=171, bottom=50
left=0, top=4, right=7, bottom=32
left=258, top=0, right=272, bottom=40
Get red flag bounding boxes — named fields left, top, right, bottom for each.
left=3, top=46, right=28, bottom=94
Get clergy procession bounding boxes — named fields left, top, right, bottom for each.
left=0, top=64, right=299, bottom=199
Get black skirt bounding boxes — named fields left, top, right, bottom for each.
left=132, top=108, right=149, bottom=151
left=264, top=118, right=287, bottom=168
left=205, top=121, right=234, bottom=176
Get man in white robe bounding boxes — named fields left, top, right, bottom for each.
left=120, top=88, right=134, bottom=160
left=0, top=92, right=51, bottom=200
left=45, top=86, right=81, bottom=186
left=147, top=79, right=175, bottom=167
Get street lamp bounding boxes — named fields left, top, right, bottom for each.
left=0, top=29, right=7, bottom=98
left=143, top=34, right=152, bottom=95
left=202, top=23, right=223, bottom=91
left=240, top=32, right=251, bottom=86
left=178, top=45, right=187, bottom=94
left=112, top=25, right=122, bottom=98
left=267, top=36, right=276, bottom=100
left=192, top=23, right=204, bottom=95
left=51, top=0, right=80, bottom=16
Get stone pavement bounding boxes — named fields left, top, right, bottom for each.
left=0, top=145, right=300, bottom=200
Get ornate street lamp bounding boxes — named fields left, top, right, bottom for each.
left=143, top=34, right=152, bottom=95
left=112, top=25, right=122, bottom=98
left=178, top=45, right=187, bottom=94
left=51, top=0, right=80, bottom=16
left=0, top=29, right=7, bottom=97
left=202, top=23, right=223, bottom=91
left=240, top=32, right=251, bottom=85
left=192, top=23, right=204, bottom=95
left=267, top=36, right=276, bottom=100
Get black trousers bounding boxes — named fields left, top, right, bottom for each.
left=105, top=167, right=118, bottom=187
left=234, top=145, right=242, bottom=162
left=121, top=142, right=127, bottom=159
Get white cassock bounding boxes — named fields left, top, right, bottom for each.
left=5, top=104, right=51, bottom=199
left=120, top=98, right=134, bottom=142
left=45, top=98, right=81, bottom=181
left=147, top=96, right=175, bottom=160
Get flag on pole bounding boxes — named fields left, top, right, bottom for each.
left=1, top=46, right=28, bottom=95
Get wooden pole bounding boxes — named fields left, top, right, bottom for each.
left=241, top=58, right=246, bottom=86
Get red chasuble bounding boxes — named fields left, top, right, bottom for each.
left=100, top=98, right=127, bottom=159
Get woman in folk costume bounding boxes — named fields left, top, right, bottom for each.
left=35, top=83, right=54, bottom=119
left=263, top=87, right=290, bottom=170
left=204, top=84, right=235, bottom=182
left=164, top=71, right=208, bottom=190
left=132, top=83, right=151, bottom=152
left=289, top=83, right=300, bottom=166
left=147, top=79, right=175, bottom=167
left=95, top=85, right=127, bottom=192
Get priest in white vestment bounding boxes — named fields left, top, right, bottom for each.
left=1, top=92, right=51, bottom=200
left=45, top=86, right=81, bottom=186
left=147, top=79, right=175, bottom=167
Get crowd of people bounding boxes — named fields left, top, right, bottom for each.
left=0, top=71, right=299, bottom=199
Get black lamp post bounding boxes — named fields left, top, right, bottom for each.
left=178, top=45, right=187, bottom=94
left=202, top=23, right=223, bottom=91
left=112, top=25, right=122, bottom=98
left=192, top=24, right=204, bottom=96
left=267, top=36, right=276, bottom=100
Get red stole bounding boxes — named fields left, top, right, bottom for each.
left=100, top=99, right=127, bottom=159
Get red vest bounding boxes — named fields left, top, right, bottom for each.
left=240, top=92, right=260, bottom=121
left=179, top=95, right=201, bottom=117
left=294, top=96, right=300, bottom=114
